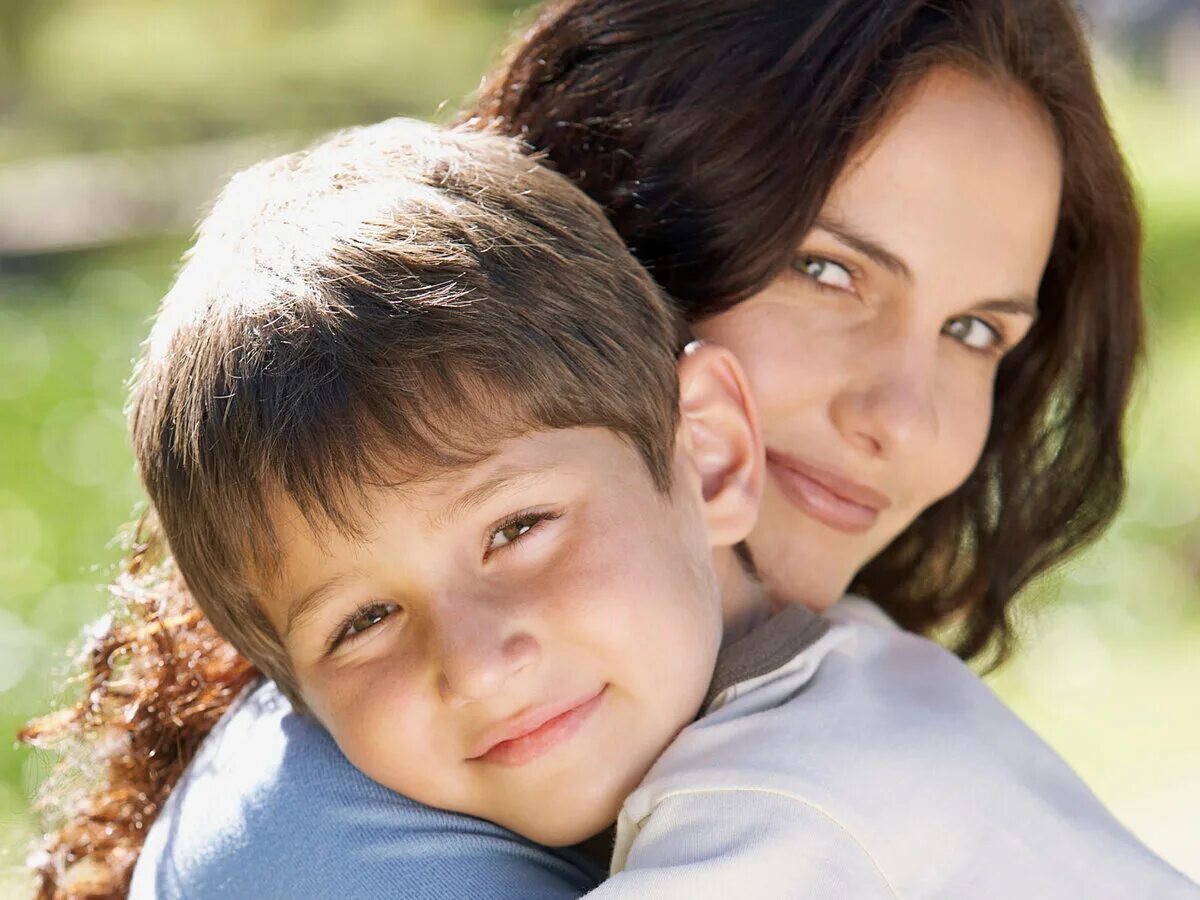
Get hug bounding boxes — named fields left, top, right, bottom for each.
left=26, top=1, right=1197, bottom=898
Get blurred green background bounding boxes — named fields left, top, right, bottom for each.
left=0, top=0, right=1196, bottom=894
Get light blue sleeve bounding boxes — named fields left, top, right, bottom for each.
left=129, top=680, right=603, bottom=900
left=590, top=790, right=897, bottom=899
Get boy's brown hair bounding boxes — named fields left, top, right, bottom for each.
left=130, top=118, right=685, bottom=709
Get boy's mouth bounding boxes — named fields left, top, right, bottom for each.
left=467, top=685, right=608, bottom=767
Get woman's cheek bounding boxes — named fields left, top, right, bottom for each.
left=933, top=379, right=996, bottom=498
left=706, top=318, right=833, bottom=424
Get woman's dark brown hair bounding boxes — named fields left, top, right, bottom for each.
left=20, top=521, right=256, bottom=899
left=464, top=0, right=1143, bottom=661
left=23, top=2, right=1140, bottom=896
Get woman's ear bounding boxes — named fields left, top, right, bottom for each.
left=676, top=341, right=764, bottom=547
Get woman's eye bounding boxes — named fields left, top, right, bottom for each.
left=330, top=602, right=399, bottom=652
left=943, top=315, right=1002, bottom=351
left=794, top=255, right=854, bottom=291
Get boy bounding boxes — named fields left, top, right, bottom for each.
left=132, top=115, right=768, bottom=851
left=130, top=118, right=1196, bottom=898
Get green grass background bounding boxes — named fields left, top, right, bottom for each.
left=1, top=2, right=1197, bottom=893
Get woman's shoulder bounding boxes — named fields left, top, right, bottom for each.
left=129, top=679, right=603, bottom=899
left=631, top=605, right=1195, bottom=898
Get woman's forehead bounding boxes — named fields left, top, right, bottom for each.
left=821, top=67, right=1062, bottom=300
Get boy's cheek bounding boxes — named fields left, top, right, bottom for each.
left=320, top=685, right=446, bottom=796
left=303, top=659, right=430, bottom=758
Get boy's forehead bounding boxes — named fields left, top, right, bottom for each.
left=273, top=428, right=614, bottom=545
left=396, top=430, right=596, bottom=518
left=419, top=462, right=558, bottom=528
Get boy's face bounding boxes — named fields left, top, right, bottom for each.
left=260, top=427, right=725, bottom=845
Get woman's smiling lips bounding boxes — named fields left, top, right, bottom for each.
left=766, top=450, right=891, bottom=534
left=467, top=686, right=608, bottom=767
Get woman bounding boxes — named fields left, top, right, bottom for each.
left=468, top=0, right=1138, bottom=660
left=27, top=1, right=1144, bottom=897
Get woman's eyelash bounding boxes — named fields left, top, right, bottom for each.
left=943, top=315, right=1008, bottom=355
left=790, top=254, right=859, bottom=292
left=791, top=256, right=1015, bottom=356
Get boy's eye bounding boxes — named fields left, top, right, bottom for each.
left=493, top=520, right=534, bottom=548
left=328, top=602, right=399, bottom=654
left=943, top=315, right=1002, bottom=352
left=793, top=255, right=854, bottom=291
left=348, top=603, right=394, bottom=636
left=484, top=510, right=560, bottom=558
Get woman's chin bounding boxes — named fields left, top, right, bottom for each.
left=747, top=534, right=863, bottom=613
left=758, top=561, right=854, bottom=619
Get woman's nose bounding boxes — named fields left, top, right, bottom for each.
left=433, top=597, right=540, bottom=708
left=830, top=339, right=940, bottom=459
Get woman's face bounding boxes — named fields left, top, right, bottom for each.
left=693, top=67, right=1063, bottom=610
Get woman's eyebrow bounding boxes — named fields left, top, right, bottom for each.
left=812, top=214, right=913, bottom=280
left=975, top=297, right=1040, bottom=320
left=812, top=216, right=1040, bottom=320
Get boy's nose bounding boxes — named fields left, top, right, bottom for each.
left=433, top=599, right=540, bottom=708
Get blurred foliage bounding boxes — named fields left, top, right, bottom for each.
left=0, top=1, right=1197, bottom=894
left=0, top=0, right=529, bottom=160
left=986, top=72, right=1200, bottom=877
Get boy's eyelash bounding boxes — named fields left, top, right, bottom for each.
left=325, top=602, right=398, bottom=656
left=321, top=509, right=562, bottom=655
left=484, top=508, right=562, bottom=559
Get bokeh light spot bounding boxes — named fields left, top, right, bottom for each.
left=0, top=610, right=34, bottom=694
left=0, top=495, right=43, bottom=570
left=0, top=310, right=51, bottom=401
left=39, top=402, right=129, bottom=488
left=31, top=582, right=107, bottom=642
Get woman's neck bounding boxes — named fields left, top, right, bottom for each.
left=712, top=545, right=772, bottom=646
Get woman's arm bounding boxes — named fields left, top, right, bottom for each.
left=129, top=680, right=602, bottom=899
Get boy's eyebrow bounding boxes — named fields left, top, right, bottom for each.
left=434, top=464, right=555, bottom=529
left=285, top=571, right=354, bottom=639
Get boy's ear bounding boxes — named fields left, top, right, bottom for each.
left=676, top=341, right=764, bottom=548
